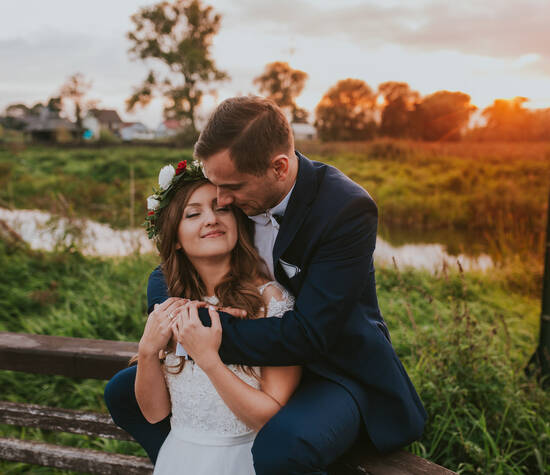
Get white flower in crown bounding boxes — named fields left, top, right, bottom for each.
left=158, top=165, right=176, bottom=190
left=147, top=196, right=160, bottom=211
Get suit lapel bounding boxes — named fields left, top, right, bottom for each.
left=273, top=151, right=317, bottom=268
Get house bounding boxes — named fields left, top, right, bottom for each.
left=291, top=122, right=317, bottom=140
left=156, top=119, right=181, bottom=138
left=120, top=122, right=155, bottom=141
left=23, top=106, right=78, bottom=142
left=83, top=109, right=123, bottom=139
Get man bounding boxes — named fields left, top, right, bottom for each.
left=105, top=96, right=426, bottom=474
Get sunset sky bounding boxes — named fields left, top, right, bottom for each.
left=1, top=0, right=549, bottom=128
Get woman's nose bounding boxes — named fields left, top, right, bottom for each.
left=203, top=208, right=218, bottom=224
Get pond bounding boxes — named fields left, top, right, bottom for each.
left=1, top=208, right=493, bottom=272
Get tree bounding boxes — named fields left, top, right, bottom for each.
left=126, top=0, right=228, bottom=135
left=314, top=79, right=377, bottom=141
left=253, top=61, right=309, bottom=122
left=411, top=90, right=475, bottom=141
left=481, top=97, right=531, bottom=141
left=378, top=81, right=419, bottom=138
left=60, top=73, right=94, bottom=131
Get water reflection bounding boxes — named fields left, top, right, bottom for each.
left=1, top=208, right=493, bottom=272
left=374, top=238, right=493, bottom=273
left=0, top=208, right=154, bottom=256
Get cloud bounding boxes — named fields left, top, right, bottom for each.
left=229, top=0, right=550, bottom=70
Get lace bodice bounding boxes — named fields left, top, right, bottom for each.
left=163, top=282, right=294, bottom=436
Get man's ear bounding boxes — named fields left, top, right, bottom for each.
left=271, top=154, right=290, bottom=180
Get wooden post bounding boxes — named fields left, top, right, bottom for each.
left=129, top=163, right=135, bottom=229
left=527, top=186, right=550, bottom=387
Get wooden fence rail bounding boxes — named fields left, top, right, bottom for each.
left=0, top=332, right=456, bottom=474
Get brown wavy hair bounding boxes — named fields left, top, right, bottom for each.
left=152, top=178, right=269, bottom=374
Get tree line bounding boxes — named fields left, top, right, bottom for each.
left=2, top=0, right=549, bottom=143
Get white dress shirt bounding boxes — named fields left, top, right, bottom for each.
left=248, top=183, right=295, bottom=279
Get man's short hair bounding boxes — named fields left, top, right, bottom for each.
left=194, top=96, right=293, bottom=176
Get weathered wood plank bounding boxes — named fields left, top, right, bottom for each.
left=0, top=401, right=135, bottom=441
left=330, top=446, right=457, bottom=475
left=0, top=332, right=137, bottom=379
left=0, top=332, right=456, bottom=474
left=0, top=438, right=153, bottom=474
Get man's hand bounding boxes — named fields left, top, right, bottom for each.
left=192, top=300, right=247, bottom=318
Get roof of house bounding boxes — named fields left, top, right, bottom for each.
left=89, top=109, right=122, bottom=124
left=24, top=117, right=77, bottom=132
left=162, top=119, right=181, bottom=130
left=291, top=122, right=316, bottom=134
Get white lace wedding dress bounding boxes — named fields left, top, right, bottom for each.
left=153, top=281, right=294, bottom=475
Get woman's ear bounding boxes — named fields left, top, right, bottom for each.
left=175, top=241, right=181, bottom=250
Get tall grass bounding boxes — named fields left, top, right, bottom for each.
left=1, top=238, right=548, bottom=473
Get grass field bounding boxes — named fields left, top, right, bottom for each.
left=0, top=239, right=547, bottom=474
left=1, top=141, right=549, bottom=473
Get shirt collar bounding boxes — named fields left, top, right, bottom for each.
left=249, top=182, right=296, bottom=226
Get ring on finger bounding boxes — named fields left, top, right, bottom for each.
left=168, top=312, right=176, bottom=321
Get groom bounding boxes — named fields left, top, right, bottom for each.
left=105, top=96, right=426, bottom=474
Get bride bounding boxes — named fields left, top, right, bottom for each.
left=134, top=161, right=301, bottom=474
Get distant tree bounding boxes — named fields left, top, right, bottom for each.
left=47, top=97, right=63, bottom=116
left=314, top=78, right=377, bottom=141
left=530, top=108, right=550, bottom=140
left=292, top=106, right=309, bottom=124
left=253, top=61, right=309, bottom=122
left=5, top=103, right=31, bottom=118
left=60, top=73, right=94, bottom=131
left=481, top=97, right=531, bottom=141
left=378, top=81, right=419, bottom=138
left=411, top=90, right=476, bottom=141
left=126, top=0, right=228, bottom=135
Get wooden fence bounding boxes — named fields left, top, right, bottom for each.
left=0, top=332, right=456, bottom=474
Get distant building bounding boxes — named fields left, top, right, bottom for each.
left=120, top=122, right=155, bottom=141
left=156, top=119, right=181, bottom=139
left=83, top=109, right=123, bottom=139
left=291, top=122, right=316, bottom=140
left=23, top=106, right=78, bottom=142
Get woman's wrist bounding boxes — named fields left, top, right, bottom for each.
left=138, top=341, right=162, bottom=359
left=197, top=352, right=223, bottom=373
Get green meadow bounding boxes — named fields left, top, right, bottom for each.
left=1, top=142, right=549, bottom=473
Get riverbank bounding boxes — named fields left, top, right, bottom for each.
left=1, top=240, right=547, bottom=474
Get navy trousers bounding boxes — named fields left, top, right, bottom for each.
left=104, top=366, right=361, bottom=474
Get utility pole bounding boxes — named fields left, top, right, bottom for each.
left=527, top=187, right=550, bottom=388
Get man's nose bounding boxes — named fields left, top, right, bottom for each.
left=217, top=189, right=234, bottom=207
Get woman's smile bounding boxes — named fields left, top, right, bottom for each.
left=202, top=230, right=226, bottom=238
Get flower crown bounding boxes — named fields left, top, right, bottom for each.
left=145, top=159, right=206, bottom=239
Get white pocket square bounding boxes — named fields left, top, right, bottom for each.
left=279, top=259, right=301, bottom=278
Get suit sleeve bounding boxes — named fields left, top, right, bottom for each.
left=216, top=194, right=378, bottom=366
left=147, top=266, right=170, bottom=314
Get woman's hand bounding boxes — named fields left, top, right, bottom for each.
left=139, top=297, right=189, bottom=357
left=171, top=302, right=222, bottom=371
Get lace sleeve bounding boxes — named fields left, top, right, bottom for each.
left=258, top=281, right=295, bottom=318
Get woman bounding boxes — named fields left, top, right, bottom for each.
left=135, top=160, right=301, bottom=474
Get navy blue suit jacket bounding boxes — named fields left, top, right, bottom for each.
left=147, top=151, right=426, bottom=452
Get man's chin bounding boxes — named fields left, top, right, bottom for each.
left=236, top=204, right=263, bottom=216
